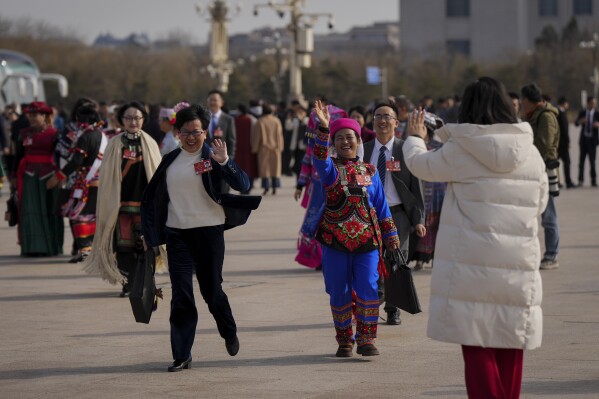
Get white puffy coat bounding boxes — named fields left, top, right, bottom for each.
left=403, top=123, right=548, bottom=350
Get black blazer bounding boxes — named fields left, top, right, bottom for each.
left=141, top=145, right=261, bottom=247
left=363, top=137, right=425, bottom=227
left=206, top=112, right=236, bottom=159
left=556, top=108, right=569, bottom=153
left=575, top=108, right=599, bottom=146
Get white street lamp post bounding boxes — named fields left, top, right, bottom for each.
left=580, top=33, right=599, bottom=101
left=196, top=0, right=241, bottom=93
left=254, top=0, right=334, bottom=103
left=264, top=32, right=289, bottom=103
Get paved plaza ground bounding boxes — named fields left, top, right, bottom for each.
left=0, top=126, right=598, bottom=398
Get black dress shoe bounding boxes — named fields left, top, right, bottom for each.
left=68, top=253, right=84, bottom=263
left=262, top=189, right=268, bottom=196
left=226, top=336, right=239, bottom=356
left=386, top=311, right=401, bottom=325
left=119, top=283, right=130, bottom=298
left=167, top=356, right=192, bottom=372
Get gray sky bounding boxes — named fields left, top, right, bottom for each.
left=0, top=0, right=399, bottom=44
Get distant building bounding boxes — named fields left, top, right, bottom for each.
left=315, top=22, right=399, bottom=55
left=399, top=0, right=599, bottom=60
left=90, top=21, right=399, bottom=59
left=229, top=27, right=290, bottom=59
left=93, top=33, right=152, bottom=49
left=228, top=22, right=399, bottom=59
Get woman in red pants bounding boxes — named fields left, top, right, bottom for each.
left=404, top=77, right=548, bottom=399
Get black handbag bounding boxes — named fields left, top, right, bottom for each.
left=383, top=249, right=422, bottom=315
left=129, top=248, right=157, bottom=324
left=5, top=191, right=18, bottom=227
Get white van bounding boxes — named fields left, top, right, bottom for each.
left=0, top=49, right=68, bottom=109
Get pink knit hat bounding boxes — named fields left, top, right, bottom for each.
left=330, top=118, right=361, bottom=139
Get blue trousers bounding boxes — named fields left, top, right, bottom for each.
left=322, top=246, right=379, bottom=346
left=541, top=196, right=559, bottom=260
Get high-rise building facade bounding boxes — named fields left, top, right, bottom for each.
left=399, top=0, right=599, bottom=60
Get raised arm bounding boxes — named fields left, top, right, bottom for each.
left=402, top=110, right=455, bottom=182
left=311, top=100, right=337, bottom=187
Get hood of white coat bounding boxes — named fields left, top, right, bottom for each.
left=435, top=122, right=534, bottom=173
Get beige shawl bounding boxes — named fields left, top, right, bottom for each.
left=83, top=131, right=167, bottom=285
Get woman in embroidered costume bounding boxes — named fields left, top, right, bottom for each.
left=294, top=104, right=347, bottom=269
left=312, top=100, right=400, bottom=357
left=47, top=104, right=107, bottom=263
left=53, top=97, right=99, bottom=258
left=14, top=101, right=64, bottom=256
left=83, top=101, right=166, bottom=297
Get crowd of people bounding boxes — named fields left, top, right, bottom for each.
left=0, top=75, right=595, bottom=397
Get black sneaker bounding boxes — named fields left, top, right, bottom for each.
left=540, top=259, right=559, bottom=270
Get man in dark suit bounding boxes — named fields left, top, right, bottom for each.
left=575, top=96, right=599, bottom=187
left=557, top=96, right=574, bottom=188
left=207, top=90, right=237, bottom=192
left=207, top=89, right=236, bottom=159
left=363, top=101, right=426, bottom=326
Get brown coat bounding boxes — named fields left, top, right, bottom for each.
left=251, top=114, right=284, bottom=178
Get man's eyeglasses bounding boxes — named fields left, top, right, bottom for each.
left=179, top=130, right=206, bottom=137
left=373, top=114, right=397, bottom=121
left=123, top=116, right=144, bottom=122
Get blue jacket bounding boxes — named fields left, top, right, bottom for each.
left=141, top=145, right=261, bottom=247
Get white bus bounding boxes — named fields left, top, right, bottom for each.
left=0, top=49, right=68, bottom=110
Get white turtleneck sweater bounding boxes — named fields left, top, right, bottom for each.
left=166, top=149, right=226, bottom=229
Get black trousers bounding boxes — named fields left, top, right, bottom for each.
left=578, top=138, right=597, bottom=184
left=282, top=131, right=293, bottom=175
left=379, top=205, right=412, bottom=314
left=166, top=225, right=236, bottom=360
left=558, top=148, right=573, bottom=186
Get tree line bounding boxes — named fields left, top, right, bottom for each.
left=0, top=15, right=595, bottom=113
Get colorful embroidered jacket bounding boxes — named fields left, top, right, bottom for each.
left=56, top=124, right=105, bottom=219
left=312, top=127, right=399, bottom=253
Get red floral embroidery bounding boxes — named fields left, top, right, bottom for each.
left=317, top=159, right=385, bottom=253
left=313, top=144, right=328, bottom=160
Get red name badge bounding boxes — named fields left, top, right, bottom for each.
left=213, top=128, right=223, bottom=138
left=194, top=159, right=213, bottom=175
left=23, top=136, right=33, bottom=146
left=123, top=149, right=137, bottom=159
left=386, top=159, right=401, bottom=172
left=355, top=174, right=372, bottom=186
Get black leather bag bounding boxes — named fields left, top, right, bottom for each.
left=383, top=250, right=422, bottom=315
left=129, top=249, right=157, bottom=324
left=5, top=192, right=18, bottom=227
left=221, top=193, right=262, bottom=230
